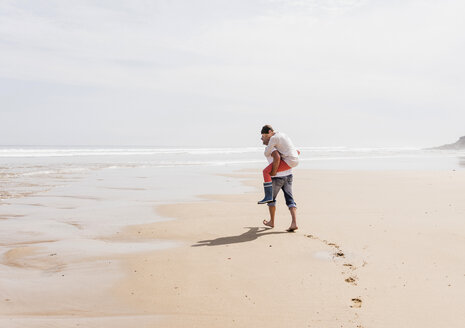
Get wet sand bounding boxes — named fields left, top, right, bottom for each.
left=2, top=170, right=465, bottom=327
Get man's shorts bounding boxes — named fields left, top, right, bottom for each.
left=268, top=174, right=297, bottom=208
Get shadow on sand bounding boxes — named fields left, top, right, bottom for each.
left=192, top=227, right=288, bottom=247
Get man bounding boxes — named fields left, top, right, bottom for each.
left=259, top=125, right=299, bottom=232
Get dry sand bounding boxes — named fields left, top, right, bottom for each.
left=2, top=170, right=465, bottom=327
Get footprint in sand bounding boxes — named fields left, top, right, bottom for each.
left=305, top=233, right=364, bottom=322
left=327, top=242, right=340, bottom=249
left=306, top=235, right=345, bottom=258
left=351, top=298, right=362, bottom=308
left=345, top=276, right=357, bottom=285
left=343, top=263, right=356, bottom=270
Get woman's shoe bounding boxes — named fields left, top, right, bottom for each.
left=258, top=182, right=273, bottom=204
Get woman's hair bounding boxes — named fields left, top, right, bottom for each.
left=261, top=125, right=274, bottom=134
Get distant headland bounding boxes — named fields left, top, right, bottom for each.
left=429, top=136, right=465, bottom=150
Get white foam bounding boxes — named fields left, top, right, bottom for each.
left=0, top=146, right=263, bottom=158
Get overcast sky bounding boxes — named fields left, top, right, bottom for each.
left=1, top=0, right=464, bottom=147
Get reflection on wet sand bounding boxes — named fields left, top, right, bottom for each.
left=459, top=157, right=465, bottom=168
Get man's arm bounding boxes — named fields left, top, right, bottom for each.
left=270, top=150, right=281, bottom=177
left=264, top=136, right=278, bottom=157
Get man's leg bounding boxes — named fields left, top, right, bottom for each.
left=263, top=205, right=276, bottom=228
left=288, top=207, right=298, bottom=231
left=282, top=175, right=298, bottom=232
left=262, top=177, right=284, bottom=228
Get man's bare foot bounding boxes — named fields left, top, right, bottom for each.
left=286, top=225, right=298, bottom=232
left=263, top=219, right=274, bottom=228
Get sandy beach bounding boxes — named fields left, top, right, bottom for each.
left=3, top=0, right=465, bottom=326
left=1, top=168, right=465, bottom=327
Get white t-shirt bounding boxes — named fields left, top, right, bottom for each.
left=266, top=149, right=292, bottom=177
left=264, top=132, right=299, bottom=168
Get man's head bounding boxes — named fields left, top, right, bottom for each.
left=261, top=125, right=275, bottom=145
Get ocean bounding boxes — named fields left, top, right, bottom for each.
left=1, top=145, right=464, bottom=201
